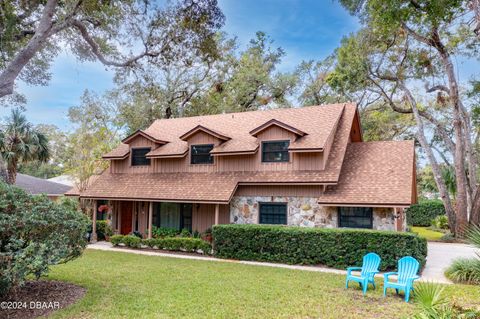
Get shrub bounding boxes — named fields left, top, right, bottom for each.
left=439, top=233, right=455, bottom=243
left=0, top=182, right=89, bottom=297
left=179, top=229, right=191, bottom=237
left=110, top=235, right=124, bottom=246
left=95, top=220, right=114, bottom=240
left=145, top=237, right=211, bottom=254
left=152, top=226, right=178, bottom=238
left=445, top=258, right=480, bottom=285
left=212, top=224, right=427, bottom=270
left=430, top=215, right=449, bottom=230
left=406, top=200, right=445, bottom=227
left=445, top=225, right=480, bottom=285
left=123, top=235, right=142, bottom=248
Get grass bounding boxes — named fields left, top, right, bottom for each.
left=45, top=249, right=480, bottom=319
left=411, top=226, right=444, bottom=241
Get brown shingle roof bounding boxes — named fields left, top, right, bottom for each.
left=318, top=140, right=415, bottom=206
left=78, top=172, right=239, bottom=203
left=106, top=103, right=346, bottom=157
left=102, top=143, right=130, bottom=159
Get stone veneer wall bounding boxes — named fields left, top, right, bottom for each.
left=230, top=196, right=401, bottom=231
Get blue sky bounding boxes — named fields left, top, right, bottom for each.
left=5, top=1, right=359, bottom=130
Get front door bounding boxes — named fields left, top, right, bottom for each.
left=121, top=202, right=133, bottom=235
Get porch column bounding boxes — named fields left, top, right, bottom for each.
left=214, top=203, right=220, bottom=225
left=148, top=202, right=153, bottom=239
left=91, top=200, right=98, bottom=243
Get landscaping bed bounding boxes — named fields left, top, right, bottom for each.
left=0, top=280, right=85, bottom=319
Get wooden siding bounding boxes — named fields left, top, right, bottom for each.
left=114, top=201, right=229, bottom=235
left=234, top=185, right=325, bottom=197
left=192, top=203, right=229, bottom=232
left=110, top=125, right=325, bottom=174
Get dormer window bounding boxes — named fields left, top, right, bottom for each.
left=191, top=144, right=214, bottom=164
left=262, top=141, right=290, bottom=163
left=131, top=148, right=151, bottom=166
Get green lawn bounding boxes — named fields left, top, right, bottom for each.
left=46, top=249, right=480, bottom=319
left=411, top=226, right=444, bottom=241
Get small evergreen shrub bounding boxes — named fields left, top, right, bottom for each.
left=110, top=235, right=124, bottom=246
left=95, top=220, right=114, bottom=240
left=152, top=226, right=178, bottom=238
left=406, top=200, right=445, bottom=227
left=109, top=235, right=211, bottom=254
left=123, top=235, right=141, bottom=248
left=212, top=224, right=427, bottom=270
left=431, top=215, right=449, bottom=230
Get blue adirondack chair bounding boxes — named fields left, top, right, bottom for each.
left=345, top=252, right=381, bottom=295
left=383, top=256, right=420, bottom=302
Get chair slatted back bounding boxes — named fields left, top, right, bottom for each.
left=361, top=252, right=381, bottom=277
left=397, top=256, right=419, bottom=285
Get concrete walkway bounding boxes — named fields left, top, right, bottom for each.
left=423, top=242, right=477, bottom=283
left=87, top=241, right=478, bottom=284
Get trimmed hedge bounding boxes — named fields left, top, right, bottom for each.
left=212, top=224, right=427, bottom=270
left=406, top=200, right=446, bottom=226
left=110, top=235, right=211, bottom=254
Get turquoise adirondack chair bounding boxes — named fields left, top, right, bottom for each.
left=383, top=256, right=420, bottom=302
left=345, top=252, right=381, bottom=295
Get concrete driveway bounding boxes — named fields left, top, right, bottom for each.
left=421, top=242, right=478, bottom=283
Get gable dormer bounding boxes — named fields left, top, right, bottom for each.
left=249, top=119, right=307, bottom=139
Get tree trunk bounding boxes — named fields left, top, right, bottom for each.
left=471, top=186, right=480, bottom=225
left=399, top=83, right=457, bottom=231
left=6, top=163, right=17, bottom=185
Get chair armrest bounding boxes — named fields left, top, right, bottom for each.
left=383, top=272, right=398, bottom=280
left=346, top=267, right=362, bottom=276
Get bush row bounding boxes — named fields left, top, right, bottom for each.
left=406, top=200, right=445, bottom=226
left=110, top=235, right=211, bottom=254
left=212, top=224, right=427, bottom=271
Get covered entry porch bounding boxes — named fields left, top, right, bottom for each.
left=90, top=200, right=230, bottom=242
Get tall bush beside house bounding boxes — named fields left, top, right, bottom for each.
left=0, top=182, right=89, bottom=297
left=213, top=224, right=427, bottom=270
left=406, top=200, right=446, bottom=227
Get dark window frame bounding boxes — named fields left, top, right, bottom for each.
left=152, top=203, right=193, bottom=232
left=131, top=147, right=151, bottom=166
left=261, top=140, right=290, bottom=163
left=338, top=207, right=373, bottom=229
left=259, top=202, right=288, bottom=225
left=190, top=144, right=214, bottom=165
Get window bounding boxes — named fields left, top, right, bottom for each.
left=259, top=203, right=287, bottom=225
left=191, top=144, right=214, bottom=164
left=152, top=203, right=193, bottom=232
left=262, top=140, right=290, bottom=163
left=338, top=207, right=373, bottom=229
left=131, top=148, right=151, bottom=166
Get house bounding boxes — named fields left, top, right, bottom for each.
left=67, top=103, right=416, bottom=241
left=15, top=173, right=72, bottom=201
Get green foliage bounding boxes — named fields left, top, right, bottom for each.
left=179, top=229, right=192, bottom=238
left=445, top=258, right=480, bottom=285
left=411, top=282, right=480, bottom=318
left=152, top=226, right=179, bottom=238
left=431, top=215, right=449, bottom=230
left=95, top=221, right=114, bottom=240
left=445, top=224, right=480, bottom=284
left=406, top=200, right=446, bottom=227
left=0, top=182, right=89, bottom=297
left=212, top=224, right=427, bottom=270
left=110, top=235, right=124, bottom=246
left=111, top=235, right=211, bottom=254
left=440, top=233, right=455, bottom=243
left=122, top=235, right=142, bottom=248
left=0, top=109, right=50, bottom=184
